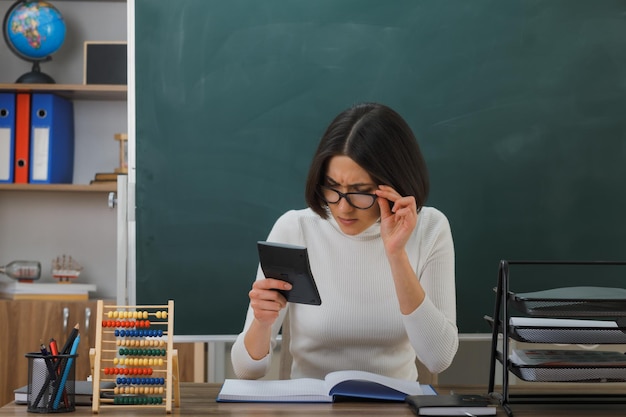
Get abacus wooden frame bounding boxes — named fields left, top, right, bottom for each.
left=91, top=300, right=180, bottom=413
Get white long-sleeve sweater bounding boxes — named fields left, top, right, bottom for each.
left=231, top=206, right=458, bottom=381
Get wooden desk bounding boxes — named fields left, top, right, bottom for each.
left=1, top=383, right=625, bottom=416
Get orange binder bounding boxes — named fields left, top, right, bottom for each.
left=14, top=93, right=31, bottom=183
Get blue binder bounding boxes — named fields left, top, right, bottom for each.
left=29, top=93, right=74, bottom=184
left=0, top=93, right=16, bottom=183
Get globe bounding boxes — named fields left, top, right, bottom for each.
left=2, top=0, right=67, bottom=83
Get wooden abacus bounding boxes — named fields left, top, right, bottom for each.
left=91, top=300, right=180, bottom=413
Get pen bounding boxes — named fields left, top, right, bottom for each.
left=40, top=343, right=57, bottom=380
left=48, top=324, right=78, bottom=410
left=52, top=334, right=80, bottom=409
left=33, top=339, right=69, bottom=407
left=49, top=338, right=59, bottom=356
left=31, top=354, right=64, bottom=408
left=49, top=338, right=68, bottom=408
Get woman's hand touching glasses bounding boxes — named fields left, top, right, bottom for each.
left=375, top=185, right=418, bottom=257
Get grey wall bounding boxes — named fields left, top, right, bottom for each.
left=0, top=1, right=127, bottom=299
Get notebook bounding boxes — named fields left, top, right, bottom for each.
left=14, top=380, right=115, bottom=406
left=406, top=394, right=497, bottom=416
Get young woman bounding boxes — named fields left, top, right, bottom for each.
left=231, top=102, right=458, bottom=381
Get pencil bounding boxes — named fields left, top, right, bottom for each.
left=49, top=338, right=69, bottom=407
left=59, top=325, right=79, bottom=407
left=52, top=335, right=80, bottom=409
left=60, top=323, right=79, bottom=355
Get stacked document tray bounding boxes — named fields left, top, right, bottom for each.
left=505, top=286, right=626, bottom=383
left=486, top=261, right=626, bottom=417
left=507, top=317, right=626, bottom=344
left=509, top=349, right=626, bottom=382
left=509, top=286, right=626, bottom=317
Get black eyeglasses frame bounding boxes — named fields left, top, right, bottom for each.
left=319, top=185, right=378, bottom=210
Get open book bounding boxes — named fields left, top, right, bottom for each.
left=216, top=370, right=436, bottom=403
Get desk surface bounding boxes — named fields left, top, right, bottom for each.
left=2, top=383, right=626, bottom=416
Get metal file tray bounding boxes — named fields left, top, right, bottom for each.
left=509, top=349, right=626, bottom=382
left=509, top=364, right=626, bottom=383
left=508, top=317, right=626, bottom=344
left=509, top=287, right=626, bottom=317
left=488, top=262, right=626, bottom=416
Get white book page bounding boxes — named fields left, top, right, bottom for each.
left=217, top=378, right=330, bottom=402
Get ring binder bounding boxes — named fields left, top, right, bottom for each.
left=0, top=93, right=16, bottom=183
left=29, top=93, right=75, bottom=184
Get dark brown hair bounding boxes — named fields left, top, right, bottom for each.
left=305, top=102, right=429, bottom=218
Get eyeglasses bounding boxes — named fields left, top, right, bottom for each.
left=320, top=186, right=378, bottom=210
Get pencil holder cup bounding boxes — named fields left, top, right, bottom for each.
left=25, top=352, right=78, bottom=413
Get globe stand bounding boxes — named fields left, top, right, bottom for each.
left=3, top=0, right=66, bottom=85
left=16, top=60, right=56, bottom=84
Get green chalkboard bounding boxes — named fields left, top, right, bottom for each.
left=135, top=0, right=626, bottom=335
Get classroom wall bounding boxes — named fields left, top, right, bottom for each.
left=0, top=1, right=127, bottom=296
left=0, top=192, right=117, bottom=299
